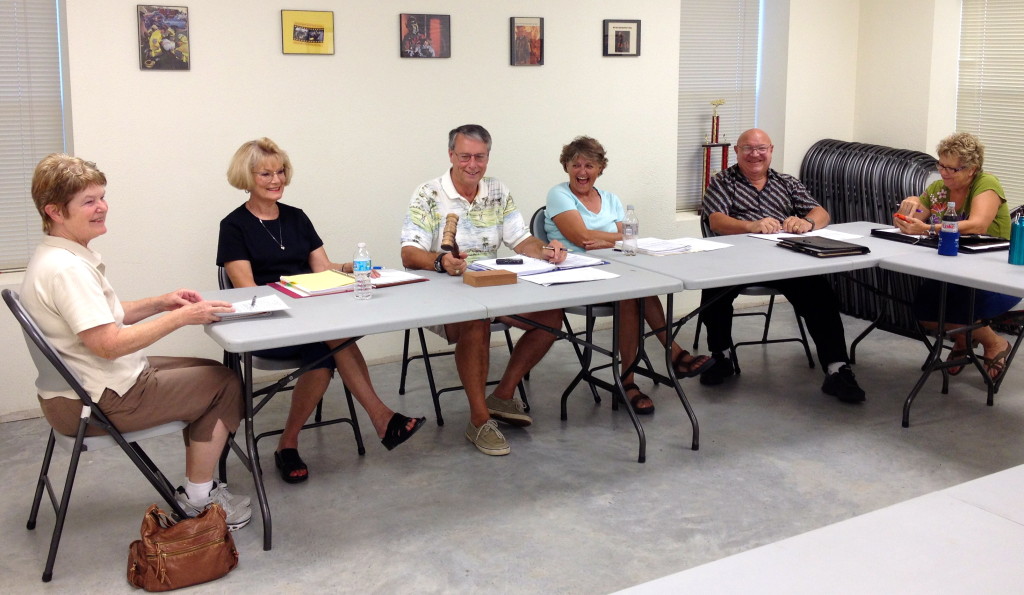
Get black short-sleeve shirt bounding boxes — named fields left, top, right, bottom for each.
left=216, top=203, right=324, bottom=286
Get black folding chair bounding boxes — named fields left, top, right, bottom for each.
left=693, top=214, right=815, bottom=373
left=3, top=288, right=188, bottom=583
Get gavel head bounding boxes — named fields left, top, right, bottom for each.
left=441, top=213, right=459, bottom=253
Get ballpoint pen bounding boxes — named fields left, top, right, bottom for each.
left=543, top=245, right=568, bottom=252
left=251, top=295, right=257, bottom=307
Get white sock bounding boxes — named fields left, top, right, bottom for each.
left=184, top=479, right=214, bottom=504
left=827, top=362, right=846, bottom=375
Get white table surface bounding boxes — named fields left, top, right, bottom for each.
left=879, top=246, right=1024, bottom=298
left=204, top=275, right=488, bottom=353
left=463, top=260, right=683, bottom=318
left=597, top=222, right=921, bottom=290
left=204, top=261, right=684, bottom=352
left=617, top=464, right=1024, bottom=594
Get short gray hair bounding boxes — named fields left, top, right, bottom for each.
left=448, top=124, right=492, bottom=152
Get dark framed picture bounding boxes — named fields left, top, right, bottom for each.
left=137, top=5, right=190, bottom=70
left=603, top=19, right=641, bottom=57
left=510, top=17, right=543, bottom=66
left=400, top=14, right=451, bottom=58
left=281, top=10, right=334, bottom=55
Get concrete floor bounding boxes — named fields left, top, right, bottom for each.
left=1, top=307, right=1022, bottom=594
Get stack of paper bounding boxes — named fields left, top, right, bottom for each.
left=615, top=237, right=731, bottom=255
left=273, top=268, right=427, bottom=298
left=215, top=294, right=290, bottom=320
left=280, top=269, right=354, bottom=295
left=469, top=253, right=607, bottom=275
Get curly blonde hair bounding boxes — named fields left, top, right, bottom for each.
left=936, top=131, right=984, bottom=171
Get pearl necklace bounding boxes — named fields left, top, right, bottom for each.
left=255, top=216, right=285, bottom=250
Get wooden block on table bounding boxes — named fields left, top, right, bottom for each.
left=463, top=269, right=517, bottom=287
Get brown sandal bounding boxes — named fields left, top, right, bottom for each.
left=622, top=383, right=655, bottom=415
left=983, top=341, right=1012, bottom=381
left=673, top=350, right=715, bottom=378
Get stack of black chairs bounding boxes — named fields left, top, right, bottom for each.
left=800, top=139, right=938, bottom=339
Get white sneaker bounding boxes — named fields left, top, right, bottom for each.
left=175, top=483, right=252, bottom=531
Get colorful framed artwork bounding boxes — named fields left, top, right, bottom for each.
left=400, top=14, right=451, bottom=58
left=281, top=10, right=334, bottom=55
left=602, top=19, right=641, bottom=57
left=137, top=5, right=190, bottom=70
left=510, top=17, right=543, bottom=66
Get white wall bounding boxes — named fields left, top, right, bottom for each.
left=853, top=0, right=960, bottom=151
left=1, top=0, right=684, bottom=419
left=0, top=0, right=966, bottom=420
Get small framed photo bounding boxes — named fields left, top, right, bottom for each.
left=603, top=19, right=641, bottom=57
left=137, top=5, right=190, bottom=70
left=400, top=14, right=451, bottom=58
left=281, top=10, right=334, bottom=55
left=510, top=17, right=543, bottom=66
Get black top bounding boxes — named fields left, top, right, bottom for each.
left=216, top=202, right=324, bottom=286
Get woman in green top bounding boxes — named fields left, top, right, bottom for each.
left=894, top=132, right=1018, bottom=380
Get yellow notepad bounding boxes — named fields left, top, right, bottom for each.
left=279, top=269, right=354, bottom=294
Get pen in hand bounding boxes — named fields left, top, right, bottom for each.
left=543, top=245, right=568, bottom=252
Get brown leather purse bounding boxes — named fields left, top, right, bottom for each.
left=127, top=503, right=239, bottom=591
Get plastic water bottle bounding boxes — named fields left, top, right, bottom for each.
left=937, top=202, right=959, bottom=256
left=622, top=205, right=639, bottom=255
left=353, top=242, right=373, bottom=299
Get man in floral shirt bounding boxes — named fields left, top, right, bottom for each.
left=697, top=128, right=865, bottom=403
left=401, top=124, right=567, bottom=456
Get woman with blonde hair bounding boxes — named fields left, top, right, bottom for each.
left=218, top=138, right=424, bottom=483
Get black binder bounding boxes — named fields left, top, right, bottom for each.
left=776, top=236, right=871, bottom=258
left=869, top=227, right=1009, bottom=253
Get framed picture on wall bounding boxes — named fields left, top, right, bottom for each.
left=602, top=19, right=641, bottom=57
left=137, top=5, right=190, bottom=70
left=400, top=14, right=451, bottom=58
left=281, top=10, right=335, bottom=54
left=510, top=17, right=543, bottom=66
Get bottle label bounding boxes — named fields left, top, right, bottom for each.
left=353, top=259, right=371, bottom=273
left=941, top=221, right=958, bottom=233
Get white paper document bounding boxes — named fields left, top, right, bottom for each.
left=615, top=237, right=731, bottom=255
left=471, top=253, right=607, bottom=275
left=216, top=294, right=290, bottom=320
left=748, top=229, right=862, bottom=242
left=519, top=267, right=620, bottom=286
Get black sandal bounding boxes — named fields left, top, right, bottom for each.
left=381, top=413, right=426, bottom=451
left=673, top=350, right=715, bottom=378
left=623, top=383, right=655, bottom=415
left=274, top=448, right=308, bottom=484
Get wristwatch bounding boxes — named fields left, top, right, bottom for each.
left=803, top=217, right=815, bottom=231
left=433, top=252, right=446, bottom=273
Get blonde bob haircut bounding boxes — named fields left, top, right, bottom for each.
left=559, top=136, right=609, bottom=173
left=31, top=154, right=107, bottom=234
left=227, top=137, right=293, bottom=191
left=936, top=131, right=985, bottom=171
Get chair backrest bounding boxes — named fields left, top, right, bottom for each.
left=530, top=207, right=548, bottom=243
left=218, top=266, right=233, bottom=290
left=3, top=289, right=93, bottom=406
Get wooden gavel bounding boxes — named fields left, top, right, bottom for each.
left=441, top=213, right=460, bottom=255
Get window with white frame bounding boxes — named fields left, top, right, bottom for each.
left=0, top=0, right=68, bottom=272
left=957, top=0, right=1023, bottom=209
left=677, top=0, right=761, bottom=212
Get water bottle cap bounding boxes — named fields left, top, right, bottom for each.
left=626, top=205, right=634, bottom=210
left=357, top=242, right=366, bottom=247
